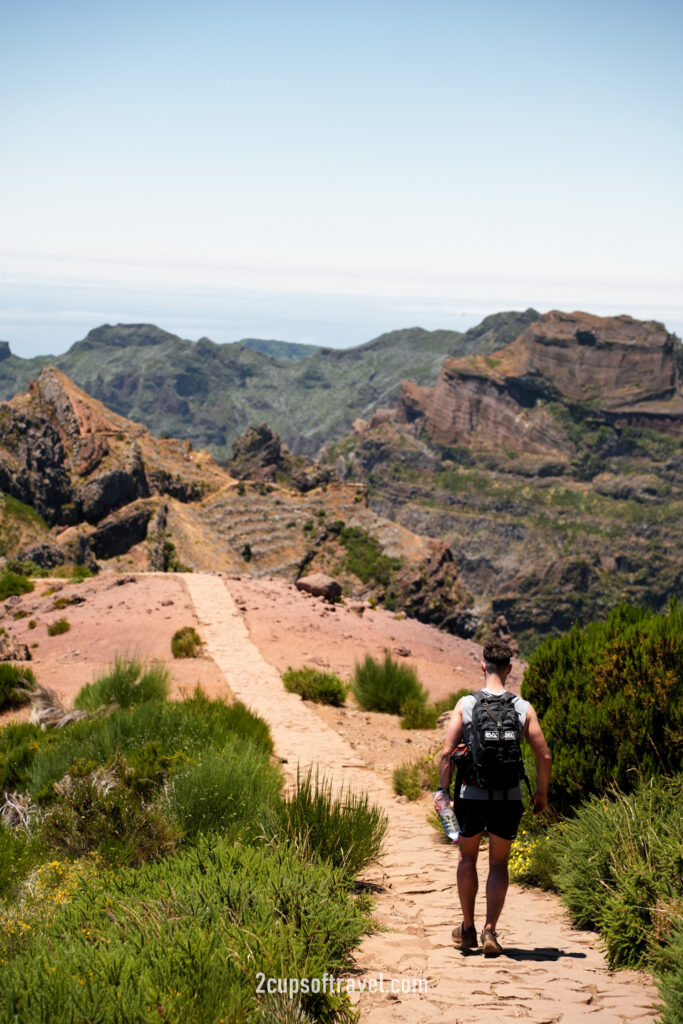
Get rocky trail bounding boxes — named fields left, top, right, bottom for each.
left=184, top=573, right=660, bottom=1024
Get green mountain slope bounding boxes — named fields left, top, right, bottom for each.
left=0, top=311, right=538, bottom=458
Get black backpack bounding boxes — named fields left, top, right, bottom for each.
left=466, top=691, right=531, bottom=799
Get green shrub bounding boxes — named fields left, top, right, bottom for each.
left=0, top=664, right=36, bottom=713
left=432, top=688, right=471, bottom=716
left=0, top=836, right=369, bottom=1024
left=351, top=651, right=427, bottom=715
left=166, top=738, right=282, bottom=841
left=74, top=657, right=170, bottom=711
left=283, top=666, right=348, bottom=706
left=0, top=722, right=56, bottom=792
left=268, top=769, right=387, bottom=881
left=0, top=572, right=34, bottom=601
left=392, top=752, right=439, bottom=800
left=0, top=823, right=49, bottom=901
left=657, top=920, right=683, bottom=1024
left=4, top=559, right=49, bottom=578
left=46, top=618, right=70, bottom=636
left=339, top=525, right=402, bottom=586
left=521, top=599, right=683, bottom=812
left=40, top=755, right=181, bottom=867
left=546, top=774, right=682, bottom=970
left=399, top=698, right=438, bottom=729
left=27, top=692, right=273, bottom=798
left=171, top=625, right=202, bottom=658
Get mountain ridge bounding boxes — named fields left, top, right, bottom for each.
left=0, top=310, right=540, bottom=458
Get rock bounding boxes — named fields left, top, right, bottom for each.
left=394, top=646, right=411, bottom=657
left=89, top=505, right=153, bottom=558
left=488, top=613, right=520, bottom=657
left=392, top=539, right=478, bottom=638
left=0, top=632, right=31, bottom=661
left=397, top=311, right=683, bottom=449
left=0, top=342, right=11, bottom=362
left=295, top=573, right=342, bottom=602
left=593, top=472, right=664, bottom=503
left=17, top=543, right=66, bottom=569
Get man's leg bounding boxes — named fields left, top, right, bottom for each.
left=484, top=832, right=513, bottom=932
left=457, top=833, right=483, bottom=929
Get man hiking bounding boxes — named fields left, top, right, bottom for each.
left=434, top=640, right=551, bottom=956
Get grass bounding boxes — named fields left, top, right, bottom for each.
left=0, top=679, right=386, bottom=1023
left=509, top=773, right=683, bottom=978
left=338, top=525, right=402, bottom=587
left=282, top=666, right=348, bottom=706
left=0, top=664, right=36, bottom=714
left=266, top=769, right=388, bottom=881
left=46, top=618, right=70, bottom=636
left=351, top=651, right=427, bottom=715
left=392, top=752, right=439, bottom=801
left=0, top=572, right=34, bottom=601
left=74, top=657, right=170, bottom=711
left=171, top=626, right=203, bottom=658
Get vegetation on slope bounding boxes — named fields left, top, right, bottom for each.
left=0, top=665, right=387, bottom=1023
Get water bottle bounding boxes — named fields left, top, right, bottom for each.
left=434, top=790, right=459, bottom=843
left=438, top=806, right=460, bottom=843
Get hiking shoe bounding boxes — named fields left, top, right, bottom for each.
left=452, top=923, right=478, bottom=950
left=480, top=928, right=503, bottom=956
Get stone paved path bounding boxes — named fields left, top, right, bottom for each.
left=184, top=574, right=660, bottom=1024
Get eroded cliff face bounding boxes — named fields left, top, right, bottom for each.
left=398, top=310, right=683, bottom=447
left=0, top=367, right=226, bottom=543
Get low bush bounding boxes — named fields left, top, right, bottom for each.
left=0, top=836, right=369, bottom=1024
left=550, top=774, right=683, bottom=970
left=392, top=752, right=439, bottom=801
left=351, top=651, right=427, bottom=715
left=0, top=823, right=48, bottom=901
left=283, top=666, right=348, bottom=706
left=46, top=618, right=70, bottom=636
left=27, top=692, right=273, bottom=798
left=268, top=769, right=388, bottom=880
left=40, top=755, right=181, bottom=867
left=657, top=920, right=683, bottom=1024
left=171, top=626, right=202, bottom=658
left=399, top=698, right=438, bottom=729
left=432, top=688, right=471, bottom=716
left=0, top=572, right=34, bottom=601
left=0, top=664, right=36, bottom=714
left=0, top=722, right=56, bottom=792
left=74, top=657, right=170, bottom=711
left=166, top=738, right=282, bottom=841
left=338, top=526, right=402, bottom=587
left=522, top=599, right=683, bottom=812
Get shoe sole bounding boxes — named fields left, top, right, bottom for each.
left=481, top=935, right=502, bottom=956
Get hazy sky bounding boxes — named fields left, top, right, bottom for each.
left=1, top=0, right=682, bottom=356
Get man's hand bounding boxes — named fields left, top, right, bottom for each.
left=433, top=789, right=452, bottom=813
left=531, top=790, right=547, bottom=815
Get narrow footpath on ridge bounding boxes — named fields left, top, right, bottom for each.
left=183, top=573, right=660, bottom=1024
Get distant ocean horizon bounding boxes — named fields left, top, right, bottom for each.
left=1, top=277, right=682, bottom=360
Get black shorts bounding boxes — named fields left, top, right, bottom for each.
left=457, top=799, right=524, bottom=841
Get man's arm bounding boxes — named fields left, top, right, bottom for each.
left=524, top=705, right=551, bottom=813
left=433, top=699, right=464, bottom=809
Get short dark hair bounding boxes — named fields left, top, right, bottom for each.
left=482, top=639, right=512, bottom=668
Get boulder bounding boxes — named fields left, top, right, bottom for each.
left=295, top=573, right=342, bottom=603
left=0, top=632, right=31, bottom=662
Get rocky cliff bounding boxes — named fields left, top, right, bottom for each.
left=398, top=311, right=683, bottom=448
left=0, top=369, right=477, bottom=635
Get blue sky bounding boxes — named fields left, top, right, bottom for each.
left=1, top=0, right=681, bottom=356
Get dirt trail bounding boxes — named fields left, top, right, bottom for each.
left=184, top=573, right=660, bottom=1024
